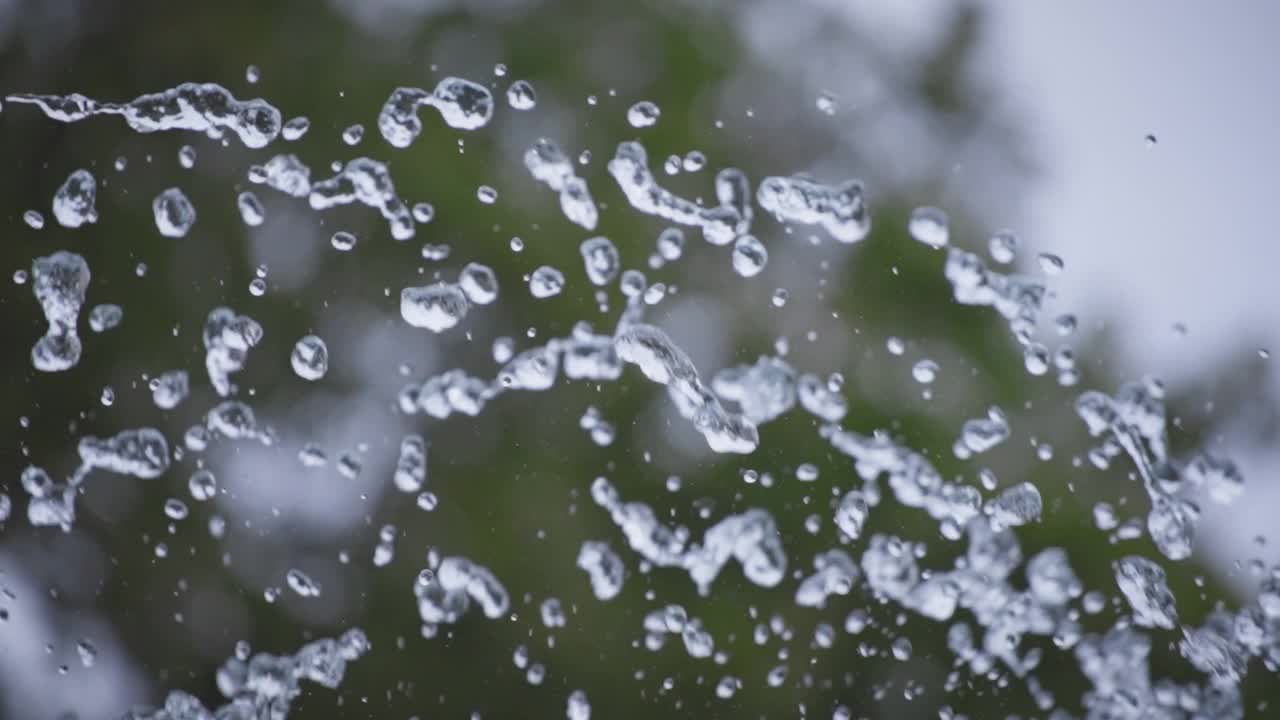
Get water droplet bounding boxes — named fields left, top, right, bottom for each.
left=286, top=569, right=322, bottom=598
left=153, top=187, right=196, bottom=238
left=237, top=191, right=265, bottom=227
left=912, top=359, right=938, bottom=384
left=506, top=80, right=537, bottom=110
left=731, top=235, right=768, bottom=278
left=189, top=469, right=217, bottom=501
left=282, top=116, right=310, bottom=141
left=816, top=92, right=838, bottom=116
left=52, top=169, right=98, bottom=228
left=177, top=145, right=196, bottom=169
left=627, top=101, right=660, bottom=128
left=341, top=123, right=364, bottom=145
left=908, top=206, right=949, bottom=248
left=1037, top=252, right=1065, bottom=275
left=988, top=229, right=1017, bottom=263
left=291, top=335, right=329, bottom=381
left=401, top=282, right=469, bottom=333
left=88, top=304, right=123, bottom=333
left=529, top=266, right=565, bottom=299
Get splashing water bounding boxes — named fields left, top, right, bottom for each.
left=310, top=157, right=415, bottom=241
left=7, top=60, right=1275, bottom=720
left=377, top=77, right=494, bottom=148
left=8, top=82, right=283, bottom=148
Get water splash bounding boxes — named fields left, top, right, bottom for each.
left=7, top=82, right=283, bottom=148
left=377, top=77, right=494, bottom=148
left=525, top=138, right=599, bottom=230
left=310, top=157, right=414, bottom=241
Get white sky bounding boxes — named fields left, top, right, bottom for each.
left=983, top=1, right=1280, bottom=579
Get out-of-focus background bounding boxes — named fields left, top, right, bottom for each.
left=0, top=0, right=1276, bottom=717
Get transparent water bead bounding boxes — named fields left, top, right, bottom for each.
left=394, top=434, right=427, bottom=493
left=52, top=168, right=98, bottom=228
left=290, top=335, right=328, bottom=381
left=250, top=153, right=312, bottom=197
left=529, top=266, right=565, bottom=299
left=341, top=123, right=364, bottom=145
left=506, top=79, right=537, bottom=110
left=757, top=174, right=871, bottom=243
left=377, top=77, right=494, bottom=148
left=955, top=406, right=1010, bottom=457
left=412, top=202, right=434, bottom=223
left=984, top=481, right=1043, bottom=529
left=524, top=138, right=599, bottom=230
left=177, top=144, right=196, bottom=168
left=202, top=307, right=263, bottom=396
left=989, top=229, right=1018, bottom=263
left=236, top=191, right=265, bottom=226
left=627, top=100, right=660, bottom=128
left=577, top=541, right=625, bottom=601
left=566, top=689, right=591, bottom=720
left=711, top=355, right=796, bottom=425
left=286, top=569, right=322, bottom=598
left=541, top=597, right=567, bottom=628
left=816, top=91, right=838, bottom=115
left=835, top=490, right=869, bottom=540
left=88, top=304, right=123, bottom=333
left=164, top=497, right=189, bottom=520
left=7, top=82, right=284, bottom=148
left=151, top=370, right=190, bottom=410
left=310, top=157, right=414, bottom=241
left=22, top=465, right=77, bottom=528
left=30, top=250, right=90, bottom=372
left=459, top=262, right=499, bottom=305
left=797, top=373, right=848, bottom=422
left=188, top=469, right=217, bottom=501
left=298, top=444, right=328, bottom=467
left=78, top=427, right=170, bottom=479
left=1113, top=556, right=1177, bottom=629
left=152, top=187, right=196, bottom=238
left=656, top=228, right=685, bottom=261
left=330, top=230, right=356, bottom=251
left=579, top=236, right=620, bottom=286
left=401, top=282, right=469, bottom=333
left=730, top=235, right=768, bottom=278
left=911, top=359, right=939, bottom=384
left=1038, top=252, right=1065, bottom=275
left=415, top=555, right=510, bottom=624
left=908, top=206, right=949, bottom=248
left=476, top=185, right=498, bottom=204
left=281, top=115, right=310, bottom=140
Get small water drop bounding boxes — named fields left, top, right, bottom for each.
left=627, top=101, right=661, bottom=128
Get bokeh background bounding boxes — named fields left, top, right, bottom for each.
left=0, top=0, right=1277, bottom=718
